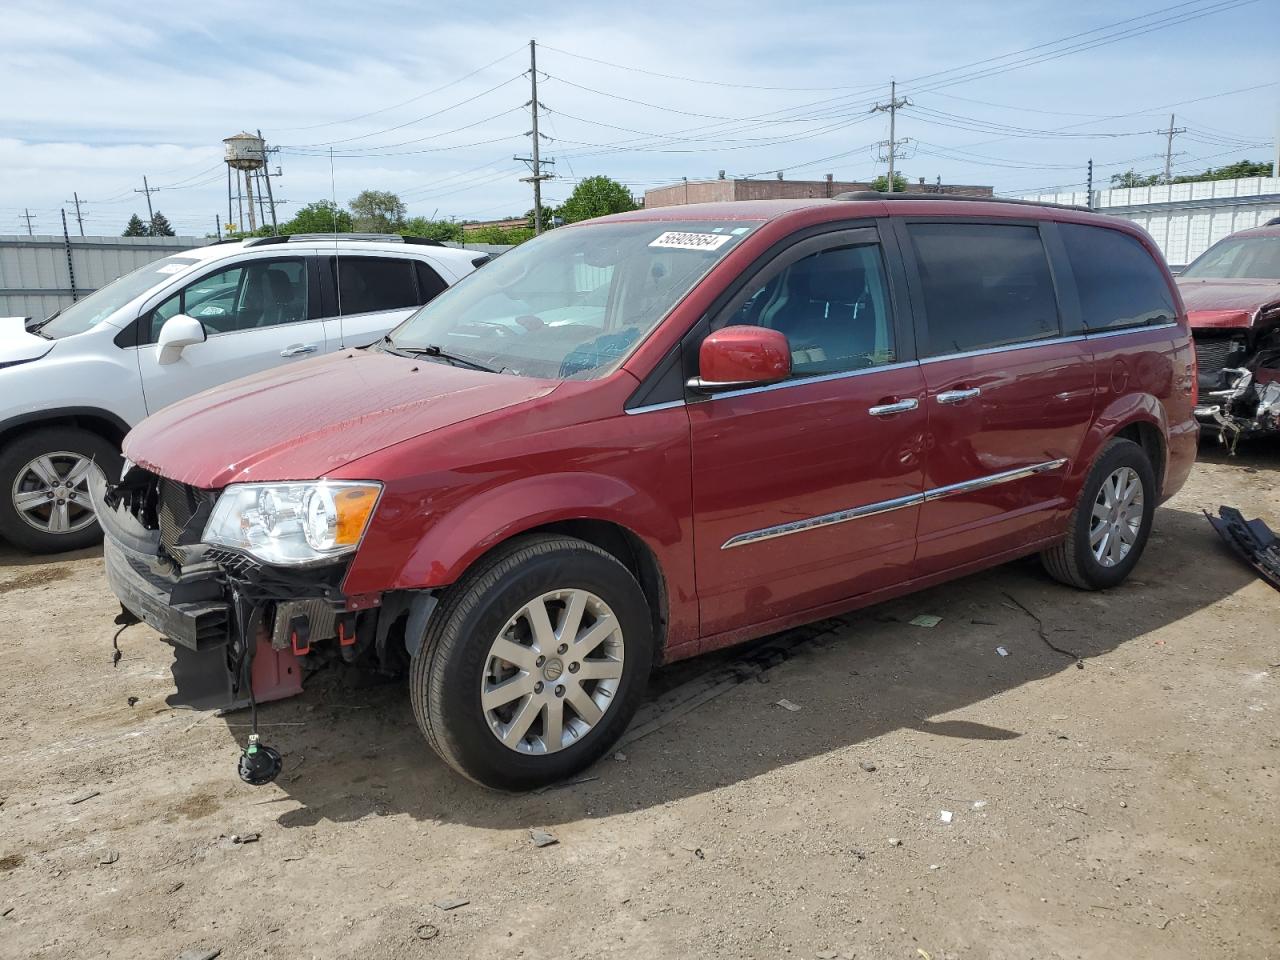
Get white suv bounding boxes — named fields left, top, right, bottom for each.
left=0, top=234, right=485, bottom=552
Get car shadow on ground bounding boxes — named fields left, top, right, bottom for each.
left=228, top=499, right=1259, bottom=831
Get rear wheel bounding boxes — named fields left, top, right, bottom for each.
left=0, top=427, right=121, bottom=553
left=410, top=534, right=653, bottom=790
left=1041, top=437, right=1156, bottom=590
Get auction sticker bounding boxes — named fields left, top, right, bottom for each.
left=649, top=231, right=734, bottom=251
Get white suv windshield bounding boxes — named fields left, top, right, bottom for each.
left=386, top=220, right=761, bottom=379
left=38, top=255, right=201, bottom=339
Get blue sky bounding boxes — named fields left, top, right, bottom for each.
left=1, top=0, right=1276, bottom=236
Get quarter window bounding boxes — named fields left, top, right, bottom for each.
left=334, top=257, right=419, bottom=314
left=907, top=223, right=1060, bottom=356
left=1060, top=224, right=1176, bottom=330
left=729, top=244, right=896, bottom=375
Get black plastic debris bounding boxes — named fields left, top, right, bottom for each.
left=1205, top=506, right=1280, bottom=592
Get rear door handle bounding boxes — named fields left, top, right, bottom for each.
left=936, top=387, right=981, bottom=404
left=868, top=398, right=919, bottom=417
left=280, top=343, right=318, bottom=358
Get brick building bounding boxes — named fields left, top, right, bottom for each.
left=644, top=175, right=993, bottom=208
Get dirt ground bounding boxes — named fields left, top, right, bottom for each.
left=0, top=441, right=1277, bottom=960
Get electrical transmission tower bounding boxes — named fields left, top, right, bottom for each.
left=514, top=39, right=555, bottom=234
left=871, top=81, right=912, bottom=192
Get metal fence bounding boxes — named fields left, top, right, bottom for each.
left=0, top=234, right=208, bottom=320
left=1017, top=176, right=1280, bottom=269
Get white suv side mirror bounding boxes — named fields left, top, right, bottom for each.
left=156, top=314, right=206, bottom=364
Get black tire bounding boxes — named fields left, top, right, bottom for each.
left=1041, top=438, right=1156, bottom=590
left=410, top=534, right=654, bottom=790
left=0, top=427, right=121, bottom=554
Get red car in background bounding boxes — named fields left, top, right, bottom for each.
left=92, top=194, right=1198, bottom=790
left=1177, top=220, right=1280, bottom=447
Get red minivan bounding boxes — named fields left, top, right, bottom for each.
left=93, top=194, right=1198, bottom=790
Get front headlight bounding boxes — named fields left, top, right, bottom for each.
left=202, top=481, right=382, bottom=566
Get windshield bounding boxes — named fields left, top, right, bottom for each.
left=387, top=219, right=761, bottom=379
left=1181, top=235, right=1280, bottom=280
left=39, top=255, right=201, bottom=339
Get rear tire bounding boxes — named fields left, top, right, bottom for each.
left=1041, top=437, right=1156, bottom=590
left=0, top=427, right=121, bottom=554
left=410, top=534, right=654, bottom=790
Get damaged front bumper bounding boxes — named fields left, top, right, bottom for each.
left=90, top=467, right=394, bottom=710
left=1194, top=368, right=1280, bottom=448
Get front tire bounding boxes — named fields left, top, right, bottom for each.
left=411, top=534, right=654, bottom=790
left=1041, top=437, right=1156, bottom=590
left=0, top=427, right=121, bottom=554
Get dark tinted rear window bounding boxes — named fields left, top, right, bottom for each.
left=1061, top=224, right=1175, bottom=330
left=335, top=257, right=418, bottom=314
left=907, top=223, right=1061, bottom=356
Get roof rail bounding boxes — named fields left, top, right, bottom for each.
left=834, top=190, right=1092, bottom=213
left=242, top=233, right=445, bottom=247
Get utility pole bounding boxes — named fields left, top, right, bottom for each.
left=65, top=192, right=85, bottom=236
left=61, top=209, right=78, bottom=301
left=20, top=209, right=34, bottom=235
left=514, top=39, right=554, bottom=234
left=1159, top=113, right=1187, bottom=183
left=1086, top=158, right=1094, bottom=210
left=135, top=175, right=155, bottom=221
left=257, top=129, right=279, bottom=234
left=215, top=214, right=222, bottom=240
left=871, top=80, right=911, bottom=192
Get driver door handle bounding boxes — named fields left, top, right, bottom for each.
left=280, top=343, right=318, bottom=358
left=937, top=387, right=981, bottom=404
left=868, top=398, right=919, bottom=417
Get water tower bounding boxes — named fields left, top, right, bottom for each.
left=223, top=131, right=266, bottom=232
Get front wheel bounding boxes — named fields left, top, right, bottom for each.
left=411, top=534, right=654, bottom=790
left=1041, top=437, right=1156, bottom=590
left=0, top=427, right=121, bottom=553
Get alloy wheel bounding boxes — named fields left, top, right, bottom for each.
left=481, top=589, right=625, bottom=755
left=1089, top=466, right=1144, bottom=568
left=11, top=452, right=101, bottom=536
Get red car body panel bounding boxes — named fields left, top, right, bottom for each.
left=1179, top=277, right=1280, bottom=330
left=121, top=196, right=1198, bottom=665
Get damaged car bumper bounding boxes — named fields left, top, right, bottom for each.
left=89, top=467, right=387, bottom=710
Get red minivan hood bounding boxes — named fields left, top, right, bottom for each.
left=1176, top=277, right=1280, bottom=328
left=124, top=350, right=558, bottom=488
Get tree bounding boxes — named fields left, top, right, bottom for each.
left=348, top=190, right=406, bottom=232
left=556, top=176, right=638, bottom=224
left=1110, top=170, right=1160, bottom=188
left=149, top=211, right=175, bottom=237
left=1172, top=159, right=1274, bottom=184
left=870, top=173, right=908, bottom=193
left=402, top=216, right=464, bottom=242
left=525, top=205, right=556, bottom=230
left=122, top=214, right=148, bottom=237
left=469, top=225, right=535, bottom=245
left=282, top=200, right=353, bottom=235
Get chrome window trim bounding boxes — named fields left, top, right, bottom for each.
left=920, top=334, right=1084, bottom=365
left=624, top=399, right=686, bottom=416
left=701, top=359, right=920, bottom=402
left=1084, top=320, right=1178, bottom=340
left=721, top=457, right=1069, bottom=549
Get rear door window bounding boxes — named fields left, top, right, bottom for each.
left=906, top=223, right=1061, bottom=356
left=334, top=257, right=419, bottom=315
left=415, top=261, right=448, bottom=303
left=1060, top=223, right=1175, bottom=330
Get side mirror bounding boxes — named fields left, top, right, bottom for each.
left=689, top=325, right=791, bottom=393
left=156, top=314, right=206, bottom=365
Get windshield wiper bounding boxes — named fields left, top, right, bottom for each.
left=390, top=340, right=499, bottom=373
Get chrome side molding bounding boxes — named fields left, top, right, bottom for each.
left=721, top=457, right=1069, bottom=549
